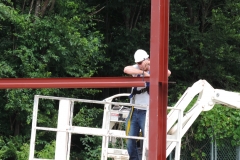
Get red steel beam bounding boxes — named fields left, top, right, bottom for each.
left=0, top=77, right=149, bottom=89
left=149, top=0, right=169, bottom=159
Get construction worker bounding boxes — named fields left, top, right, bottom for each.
left=124, top=49, right=171, bottom=160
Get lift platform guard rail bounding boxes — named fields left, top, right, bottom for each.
left=28, top=93, right=183, bottom=160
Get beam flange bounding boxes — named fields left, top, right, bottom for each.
left=0, top=77, right=149, bottom=89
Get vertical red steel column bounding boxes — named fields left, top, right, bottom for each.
left=149, top=0, right=170, bottom=159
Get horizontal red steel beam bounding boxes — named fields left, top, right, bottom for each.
left=0, top=77, right=150, bottom=89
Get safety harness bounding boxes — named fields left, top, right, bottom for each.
left=129, top=82, right=150, bottom=98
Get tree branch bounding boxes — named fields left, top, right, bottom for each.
left=40, top=0, right=51, bottom=17
left=90, top=6, right=105, bottom=16
left=28, top=0, right=34, bottom=15
left=34, top=0, right=41, bottom=16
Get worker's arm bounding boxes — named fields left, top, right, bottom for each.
left=124, top=65, right=171, bottom=77
left=124, top=66, right=150, bottom=77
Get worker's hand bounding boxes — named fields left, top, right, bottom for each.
left=143, top=71, right=150, bottom=77
left=168, top=70, right=171, bottom=77
left=142, top=59, right=150, bottom=71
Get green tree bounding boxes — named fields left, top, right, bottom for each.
left=0, top=0, right=107, bottom=159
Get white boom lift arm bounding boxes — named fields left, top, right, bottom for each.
left=166, top=79, right=240, bottom=158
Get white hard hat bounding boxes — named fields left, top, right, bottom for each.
left=134, top=49, right=149, bottom=62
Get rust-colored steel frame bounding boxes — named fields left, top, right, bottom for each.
left=149, top=0, right=169, bottom=159
left=0, top=0, right=169, bottom=159
left=0, top=77, right=149, bottom=89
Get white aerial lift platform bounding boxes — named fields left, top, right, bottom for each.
left=29, top=79, right=240, bottom=160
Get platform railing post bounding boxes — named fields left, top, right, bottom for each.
left=29, top=95, right=40, bottom=160
left=55, top=100, right=71, bottom=160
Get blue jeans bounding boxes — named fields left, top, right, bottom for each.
left=125, top=108, right=146, bottom=160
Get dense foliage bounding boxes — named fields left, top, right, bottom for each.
left=0, top=0, right=240, bottom=159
